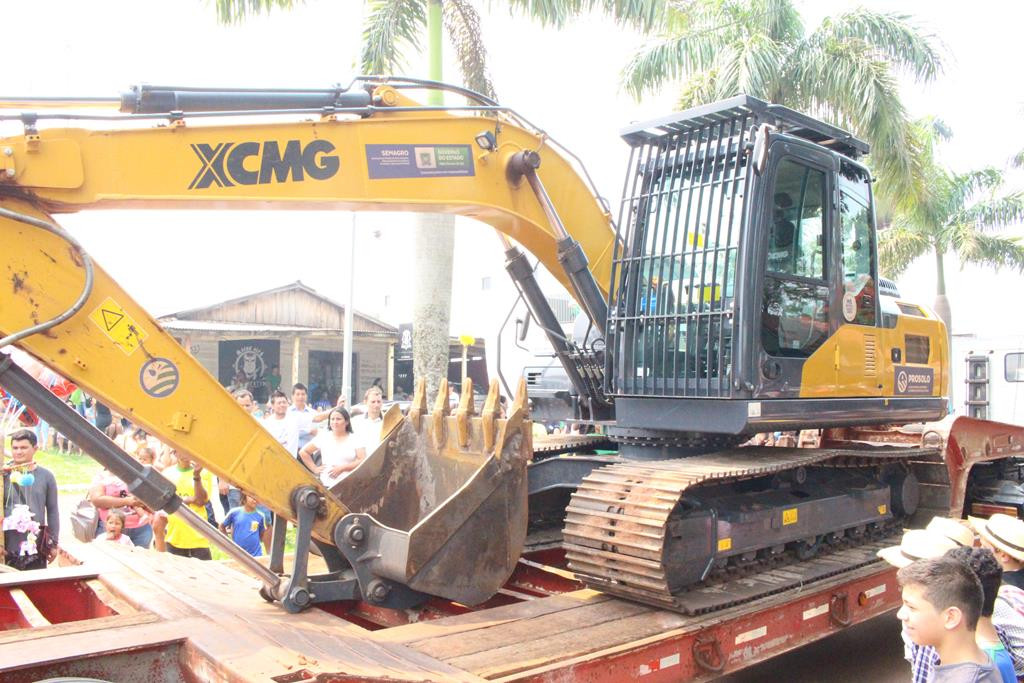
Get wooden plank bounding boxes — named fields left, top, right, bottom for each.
left=373, top=589, right=611, bottom=645
left=86, top=578, right=139, bottom=615
left=102, top=543, right=481, bottom=680
left=412, top=598, right=653, bottom=662
left=0, top=615, right=196, bottom=671
left=0, top=611, right=159, bottom=645
left=8, top=588, right=51, bottom=628
left=0, top=563, right=100, bottom=587
left=446, top=608, right=691, bottom=679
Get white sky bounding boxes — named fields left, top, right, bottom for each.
left=3, top=0, right=1024, bottom=343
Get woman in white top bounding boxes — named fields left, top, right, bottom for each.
left=298, top=407, right=366, bottom=488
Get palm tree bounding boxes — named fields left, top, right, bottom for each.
left=620, top=0, right=943, bottom=205
left=214, top=0, right=664, bottom=403
left=878, top=119, right=1024, bottom=334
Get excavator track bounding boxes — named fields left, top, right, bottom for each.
left=564, top=446, right=935, bottom=614
left=532, top=433, right=614, bottom=456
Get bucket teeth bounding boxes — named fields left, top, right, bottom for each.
left=432, top=378, right=451, bottom=450
left=481, top=379, right=501, bottom=452
left=455, top=377, right=475, bottom=448
left=408, top=378, right=428, bottom=431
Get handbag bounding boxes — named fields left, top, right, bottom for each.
left=70, top=498, right=99, bottom=543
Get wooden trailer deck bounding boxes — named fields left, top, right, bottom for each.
left=0, top=539, right=901, bottom=682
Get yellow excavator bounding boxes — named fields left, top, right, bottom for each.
left=0, top=77, right=949, bottom=614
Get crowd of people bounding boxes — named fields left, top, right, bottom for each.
left=882, top=514, right=1024, bottom=681
left=2, top=383, right=388, bottom=569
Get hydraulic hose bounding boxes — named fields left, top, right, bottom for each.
left=0, top=207, right=94, bottom=350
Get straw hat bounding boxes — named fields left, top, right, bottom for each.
left=878, top=529, right=959, bottom=568
left=969, top=514, right=1024, bottom=562
left=926, top=516, right=975, bottom=548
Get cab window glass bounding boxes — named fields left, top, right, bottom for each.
left=839, top=163, right=877, bottom=326
left=762, top=158, right=829, bottom=358
left=767, top=160, right=826, bottom=280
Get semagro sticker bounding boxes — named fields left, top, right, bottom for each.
left=139, top=357, right=180, bottom=398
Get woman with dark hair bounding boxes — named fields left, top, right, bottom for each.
left=298, top=407, right=366, bottom=488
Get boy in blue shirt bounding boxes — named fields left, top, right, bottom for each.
left=219, top=492, right=267, bottom=557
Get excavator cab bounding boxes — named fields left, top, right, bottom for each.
left=606, top=96, right=949, bottom=451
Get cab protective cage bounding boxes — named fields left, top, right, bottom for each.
left=606, top=95, right=869, bottom=401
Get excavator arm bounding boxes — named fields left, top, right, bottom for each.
left=0, top=83, right=616, bottom=300
left=0, top=80, right=616, bottom=610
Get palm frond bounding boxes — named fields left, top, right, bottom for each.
left=954, top=193, right=1024, bottom=231
left=360, top=0, right=427, bottom=74
left=951, top=227, right=1024, bottom=273
left=211, top=0, right=300, bottom=24
left=1012, top=147, right=1024, bottom=169
left=733, top=31, right=785, bottom=97
left=877, top=218, right=932, bottom=278
left=593, top=0, right=668, bottom=32
left=749, top=0, right=802, bottom=45
left=621, top=25, right=724, bottom=98
left=443, top=0, right=497, bottom=100
left=820, top=9, right=943, bottom=81
left=500, top=0, right=668, bottom=31
left=675, top=69, right=720, bottom=109
left=941, top=168, right=1004, bottom=221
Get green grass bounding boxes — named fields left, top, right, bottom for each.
left=34, top=448, right=103, bottom=491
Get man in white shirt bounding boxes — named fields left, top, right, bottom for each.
left=351, top=387, right=384, bottom=452
left=262, top=390, right=299, bottom=457
left=288, top=383, right=318, bottom=451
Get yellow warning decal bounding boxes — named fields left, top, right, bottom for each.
left=782, top=508, right=798, bottom=526
left=89, top=297, right=147, bottom=356
left=878, top=504, right=888, bottom=515
left=717, top=538, right=732, bottom=552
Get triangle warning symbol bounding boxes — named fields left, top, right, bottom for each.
left=101, top=309, right=124, bottom=331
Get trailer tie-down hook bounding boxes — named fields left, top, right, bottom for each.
left=693, top=633, right=725, bottom=673
left=830, top=591, right=853, bottom=627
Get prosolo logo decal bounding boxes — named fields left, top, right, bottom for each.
left=893, top=365, right=934, bottom=395
left=189, top=140, right=339, bottom=189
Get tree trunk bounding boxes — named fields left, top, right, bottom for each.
left=412, top=213, right=455, bottom=404
left=410, top=0, right=454, bottom=406
left=933, top=246, right=952, bottom=340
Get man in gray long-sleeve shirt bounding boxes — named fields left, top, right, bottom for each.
left=3, top=429, right=59, bottom=570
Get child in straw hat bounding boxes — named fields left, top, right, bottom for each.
left=971, top=514, right=1024, bottom=678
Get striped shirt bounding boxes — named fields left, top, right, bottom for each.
left=904, top=625, right=1015, bottom=683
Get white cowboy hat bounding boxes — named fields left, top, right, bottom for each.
left=878, top=529, right=959, bottom=568
left=969, top=514, right=1024, bottom=562
left=926, top=516, right=975, bottom=548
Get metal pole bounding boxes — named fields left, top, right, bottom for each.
left=342, top=213, right=356, bottom=407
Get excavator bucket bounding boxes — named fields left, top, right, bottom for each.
left=330, top=377, right=532, bottom=605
